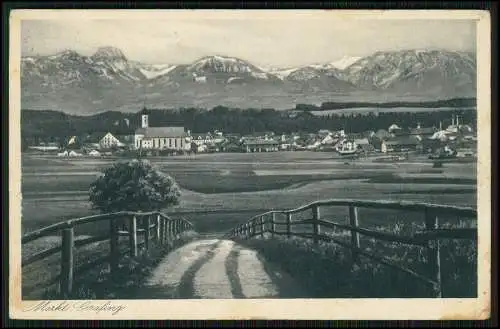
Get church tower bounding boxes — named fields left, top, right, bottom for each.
left=141, top=112, right=149, bottom=128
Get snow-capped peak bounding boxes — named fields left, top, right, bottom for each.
left=188, top=55, right=263, bottom=74
left=138, top=64, right=177, bottom=79
left=91, top=46, right=127, bottom=61
left=49, top=49, right=82, bottom=60
left=329, top=56, right=362, bottom=69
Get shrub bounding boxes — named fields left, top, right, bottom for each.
left=89, top=159, right=181, bottom=213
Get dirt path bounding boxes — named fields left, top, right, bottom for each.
left=138, top=239, right=308, bottom=299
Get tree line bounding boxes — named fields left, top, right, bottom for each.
left=21, top=105, right=477, bottom=148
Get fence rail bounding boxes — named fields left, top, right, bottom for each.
left=22, top=211, right=194, bottom=298
left=223, top=198, right=477, bottom=298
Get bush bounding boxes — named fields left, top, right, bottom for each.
left=89, top=159, right=181, bottom=213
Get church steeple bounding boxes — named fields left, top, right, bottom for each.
left=141, top=110, right=149, bottom=128
left=140, top=84, right=149, bottom=128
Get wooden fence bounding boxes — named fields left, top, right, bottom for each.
left=223, top=199, right=477, bottom=298
left=22, top=211, right=194, bottom=298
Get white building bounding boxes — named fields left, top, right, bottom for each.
left=99, top=132, right=124, bottom=149
left=134, top=111, right=189, bottom=151
left=189, top=133, right=215, bottom=147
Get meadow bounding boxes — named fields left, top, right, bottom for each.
left=20, top=151, right=477, bottom=235
left=21, top=152, right=476, bottom=234
left=18, top=151, right=479, bottom=298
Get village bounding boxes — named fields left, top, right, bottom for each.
left=26, top=110, right=477, bottom=161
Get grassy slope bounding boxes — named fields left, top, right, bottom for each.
left=236, top=223, right=477, bottom=298
left=24, top=231, right=199, bottom=300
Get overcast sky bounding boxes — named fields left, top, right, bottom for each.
left=21, top=11, right=477, bottom=68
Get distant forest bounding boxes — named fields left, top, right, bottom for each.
left=296, top=97, right=476, bottom=111
left=21, top=98, right=477, bottom=146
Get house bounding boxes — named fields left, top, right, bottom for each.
left=247, top=131, right=275, bottom=139
left=354, top=138, right=374, bottom=152
left=456, top=148, right=476, bottom=158
left=134, top=109, right=189, bottom=151
left=212, top=131, right=225, bottom=144
left=374, top=129, right=392, bottom=140
left=349, top=133, right=364, bottom=140
left=318, top=129, right=332, bottom=138
left=320, top=134, right=337, bottom=145
left=192, top=73, right=207, bottom=83
left=99, top=132, right=124, bottom=149
left=335, top=139, right=357, bottom=152
left=363, top=131, right=376, bottom=139
left=306, top=140, right=322, bottom=150
left=388, top=124, right=403, bottom=135
left=29, top=144, right=60, bottom=152
left=409, top=124, right=437, bottom=141
left=242, top=138, right=280, bottom=152
left=381, top=136, right=420, bottom=153
left=190, top=133, right=215, bottom=147
left=333, top=130, right=346, bottom=138
left=88, top=150, right=101, bottom=157
left=115, top=134, right=135, bottom=144
left=429, top=130, right=451, bottom=142
left=58, top=150, right=82, bottom=157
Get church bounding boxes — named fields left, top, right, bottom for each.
left=134, top=109, right=189, bottom=151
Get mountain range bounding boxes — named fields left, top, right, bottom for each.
left=21, top=46, right=477, bottom=114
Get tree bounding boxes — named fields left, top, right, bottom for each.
left=190, top=141, right=198, bottom=154
left=89, top=159, right=181, bottom=213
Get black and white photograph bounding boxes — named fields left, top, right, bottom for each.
left=9, top=9, right=491, bottom=320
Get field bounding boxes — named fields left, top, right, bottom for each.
left=21, top=151, right=477, bottom=233
left=310, top=106, right=477, bottom=116
left=19, top=151, right=478, bottom=298
left=21, top=151, right=477, bottom=235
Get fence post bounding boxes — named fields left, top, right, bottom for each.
left=109, top=218, right=120, bottom=275
left=163, top=217, right=168, bottom=244
left=165, top=220, right=171, bottom=244
left=156, top=214, right=161, bottom=244
left=60, top=227, right=74, bottom=298
left=129, top=216, right=138, bottom=257
left=271, top=213, right=276, bottom=238
left=158, top=215, right=163, bottom=245
left=260, top=216, right=265, bottom=237
left=286, top=213, right=292, bottom=238
left=312, top=205, right=320, bottom=244
left=143, top=215, right=150, bottom=251
left=425, top=209, right=442, bottom=298
left=173, top=220, right=178, bottom=238
left=349, top=206, right=360, bottom=264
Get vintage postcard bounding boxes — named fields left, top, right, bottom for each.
left=9, top=9, right=491, bottom=320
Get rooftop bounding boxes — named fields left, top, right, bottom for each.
left=409, top=127, right=438, bottom=135
left=243, top=139, right=280, bottom=146
left=384, top=136, right=420, bottom=145
left=135, top=127, right=187, bottom=138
